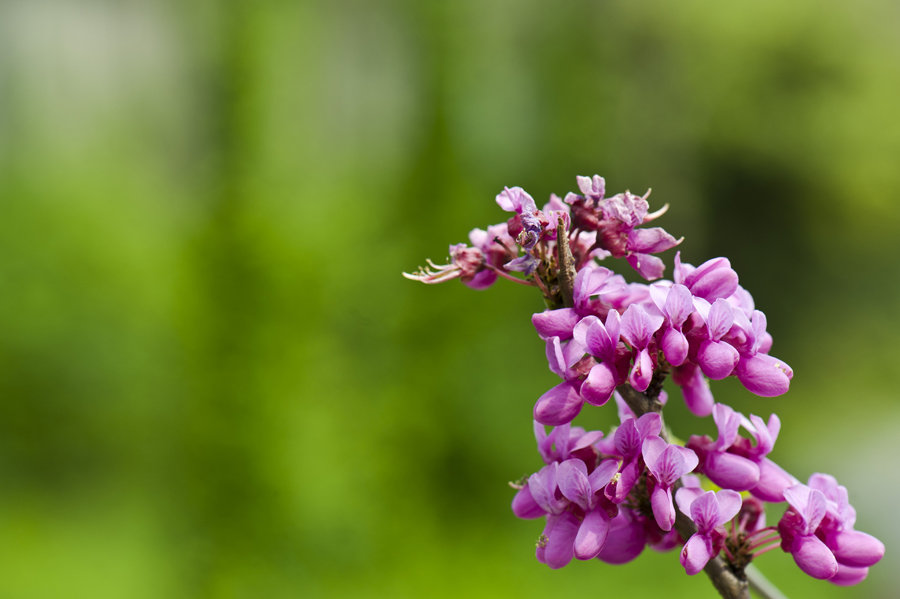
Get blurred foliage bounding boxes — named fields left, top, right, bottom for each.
left=0, top=0, right=898, bottom=597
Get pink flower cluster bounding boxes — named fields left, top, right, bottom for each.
left=532, top=255, right=793, bottom=426
left=405, top=174, right=884, bottom=589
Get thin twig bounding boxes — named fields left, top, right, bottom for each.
left=556, top=216, right=576, bottom=309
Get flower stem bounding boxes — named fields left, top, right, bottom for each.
left=556, top=216, right=576, bottom=308
left=485, top=264, right=535, bottom=286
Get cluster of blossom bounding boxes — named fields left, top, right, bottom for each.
left=404, top=175, right=679, bottom=290
left=404, top=174, right=884, bottom=591
left=511, top=398, right=883, bottom=585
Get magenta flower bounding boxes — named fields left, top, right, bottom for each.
left=808, top=474, right=884, bottom=574
left=695, top=298, right=740, bottom=380
left=674, top=253, right=739, bottom=302
left=581, top=310, right=624, bottom=406
left=732, top=309, right=793, bottom=396
left=649, top=283, right=694, bottom=366
left=779, top=484, right=839, bottom=580
left=512, top=457, right=622, bottom=568
left=566, top=177, right=682, bottom=280
left=687, top=403, right=761, bottom=491
left=777, top=475, right=883, bottom=585
left=601, top=413, right=662, bottom=503
left=557, top=458, right=620, bottom=559
left=572, top=264, right=630, bottom=317
left=532, top=321, right=594, bottom=425
left=675, top=488, right=742, bottom=575
left=641, top=437, right=699, bottom=531
left=533, top=422, right=604, bottom=465
left=511, top=423, right=606, bottom=520
left=619, top=304, right=664, bottom=391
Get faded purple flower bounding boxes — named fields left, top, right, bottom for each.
left=576, top=175, right=606, bottom=202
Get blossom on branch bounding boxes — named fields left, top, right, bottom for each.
left=407, top=172, right=884, bottom=594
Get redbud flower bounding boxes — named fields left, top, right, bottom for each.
left=779, top=484, right=839, bottom=580
left=688, top=403, right=761, bottom=491
left=649, top=282, right=694, bottom=366
left=641, top=436, right=699, bottom=531
left=676, top=488, right=743, bottom=575
left=696, top=298, right=740, bottom=380
left=619, top=304, right=664, bottom=391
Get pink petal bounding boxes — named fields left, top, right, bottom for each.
left=697, top=339, right=739, bottom=380
left=714, top=489, right=743, bottom=525
left=689, top=491, right=722, bottom=532
left=588, top=459, right=620, bottom=494
left=827, top=530, right=884, bottom=568
left=528, top=464, right=562, bottom=514
left=627, top=227, right=680, bottom=254
left=675, top=365, right=714, bottom=417
left=783, top=485, right=828, bottom=533
left=532, top=308, right=580, bottom=340
left=680, top=533, right=714, bottom=575
left=750, top=458, right=796, bottom=503
left=675, top=486, right=704, bottom=517
left=545, top=337, right=567, bottom=378
left=791, top=534, right=839, bottom=580
left=704, top=452, right=760, bottom=491
left=641, top=436, right=667, bottom=470
left=511, top=486, right=545, bottom=519
left=581, top=363, right=616, bottom=406
left=620, top=304, right=664, bottom=348
left=629, top=348, right=654, bottom=392
left=828, top=564, right=869, bottom=586
left=534, top=381, right=583, bottom=426
left=661, top=328, right=689, bottom=366
left=651, top=485, right=676, bottom=531
left=574, top=508, right=611, bottom=559
left=664, top=284, right=695, bottom=327
left=537, top=512, right=580, bottom=569
left=705, top=299, right=735, bottom=340
left=595, top=510, right=646, bottom=565
left=684, top=257, right=739, bottom=301
left=557, top=459, right=592, bottom=511
left=736, top=353, right=792, bottom=397
left=634, top=412, right=663, bottom=439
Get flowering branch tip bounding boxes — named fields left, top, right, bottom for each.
left=406, top=172, right=882, bottom=597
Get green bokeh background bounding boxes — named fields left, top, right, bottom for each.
left=1, top=1, right=899, bottom=597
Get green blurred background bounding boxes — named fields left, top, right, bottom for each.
left=1, top=1, right=898, bottom=597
